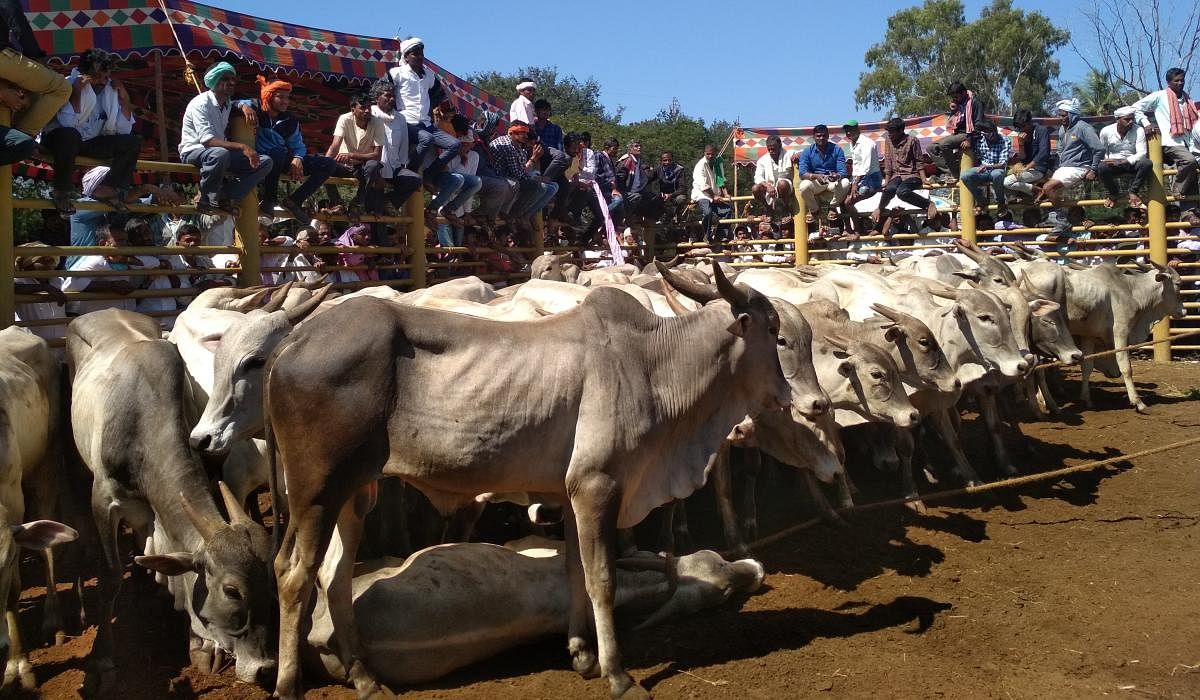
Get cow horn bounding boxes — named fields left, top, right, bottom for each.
left=1149, top=259, right=1168, bottom=272
left=656, top=261, right=720, bottom=305
left=712, top=261, right=749, bottom=307
left=927, top=285, right=959, bottom=300
left=284, top=283, right=333, bottom=324
left=658, top=277, right=692, bottom=316
left=825, top=334, right=852, bottom=352
left=870, top=303, right=905, bottom=323
left=953, top=238, right=988, bottom=263
left=179, top=492, right=221, bottom=542
left=221, top=287, right=274, bottom=311
left=261, top=282, right=295, bottom=312
left=297, top=274, right=331, bottom=290
left=1065, top=260, right=1090, bottom=270
left=217, top=481, right=256, bottom=528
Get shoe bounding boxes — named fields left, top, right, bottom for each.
left=280, top=197, right=310, bottom=222
left=94, top=188, right=129, bottom=213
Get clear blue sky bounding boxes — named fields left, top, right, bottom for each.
left=225, top=0, right=1098, bottom=126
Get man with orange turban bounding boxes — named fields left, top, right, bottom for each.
left=234, top=74, right=337, bottom=222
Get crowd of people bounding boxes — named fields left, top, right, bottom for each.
left=2, top=0, right=1200, bottom=334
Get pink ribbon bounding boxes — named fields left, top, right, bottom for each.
left=590, top=180, right=625, bottom=266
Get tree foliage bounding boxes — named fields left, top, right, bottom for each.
left=855, top=0, right=1068, bottom=117
left=465, top=66, right=620, bottom=122
left=1071, top=69, right=1141, bottom=116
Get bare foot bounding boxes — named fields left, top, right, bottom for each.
left=1103, top=197, right=1116, bottom=209
left=1128, top=192, right=1144, bottom=208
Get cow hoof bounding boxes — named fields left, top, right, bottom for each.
left=904, top=499, right=928, bottom=516
left=3, top=657, right=33, bottom=691
left=609, top=672, right=648, bottom=698
left=81, top=659, right=116, bottom=698
left=571, top=649, right=600, bottom=679
left=1134, top=402, right=1149, bottom=414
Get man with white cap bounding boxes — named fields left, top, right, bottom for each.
left=510, top=80, right=536, bottom=125
left=1130, top=67, right=1198, bottom=198
left=1098, top=106, right=1150, bottom=209
left=388, top=37, right=460, bottom=174
left=178, top=60, right=274, bottom=218
left=1035, top=98, right=1102, bottom=204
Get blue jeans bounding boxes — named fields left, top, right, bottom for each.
left=855, top=170, right=883, bottom=195
left=443, top=173, right=481, bottom=212
left=0, top=126, right=34, bottom=166
left=961, top=166, right=1006, bottom=206
left=182, top=146, right=274, bottom=203
left=408, top=122, right=460, bottom=171
left=436, top=223, right=464, bottom=248
left=261, top=149, right=337, bottom=206
left=514, top=180, right=559, bottom=217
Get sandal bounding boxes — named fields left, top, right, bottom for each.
left=94, top=190, right=129, bottom=213
left=51, top=190, right=76, bottom=218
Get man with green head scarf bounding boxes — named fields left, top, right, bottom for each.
left=178, top=60, right=273, bottom=218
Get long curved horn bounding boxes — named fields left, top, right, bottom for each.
left=1065, top=260, right=1090, bottom=270
left=825, top=334, right=851, bottom=352
left=284, top=283, right=333, bottom=324
left=261, top=281, right=295, bottom=312
left=927, top=285, right=959, bottom=300
left=219, top=287, right=274, bottom=311
left=217, top=481, right=256, bottom=528
left=870, top=303, right=904, bottom=323
left=712, top=259, right=750, bottom=307
left=1149, top=259, right=1168, bottom=272
left=180, top=492, right=221, bottom=542
left=953, top=238, right=987, bottom=263
left=658, top=277, right=692, bottom=316
left=656, top=261, right=720, bottom=305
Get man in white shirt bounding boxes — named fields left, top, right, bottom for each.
left=509, top=80, right=536, bottom=125
left=370, top=79, right=421, bottom=226
left=1098, top=106, right=1151, bottom=209
left=40, top=49, right=140, bottom=215
left=842, top=120, right=882, bottom=206
left=752, top=136, right=796, bottom=216
left=1130, top=67, right=1197, bottom=197
left=178, top=61, right=273, bottom=218
left=388, top=37, right=459, bottom=173
left=692, top=144, right=731, bottom=242
left=60, top=225, right=138, bottom=315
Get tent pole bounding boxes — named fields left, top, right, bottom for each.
left=154, top=54, right=169, bottom=161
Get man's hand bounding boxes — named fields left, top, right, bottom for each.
left=530, top=143, right=544, bottom=160
left=243, top=145, right=260, bottom=168
left=290, top=157, right=304, bottom=179
left=0, top=83, right=28, bottom=112
left=112, top=79, right=130, bottom=106
left=334, top=152, right=354, bottom=164
left=1144, top=124, right=1159, bottom=137
left=241, top=104, right=258, bottom=127
left=1084, top=170, right=1097, bottom=182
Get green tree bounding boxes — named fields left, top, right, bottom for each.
left=465, top=66, right=622, bottom=122
left=1070, top=68, right=1140, bottom=115
left=855, top=0, right=1068, bottom=116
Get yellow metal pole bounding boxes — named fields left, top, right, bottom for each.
left=957, top=148, right=976, bottom=244
left=230, top=116, right=260, bottom=287
left=0, top=108, right=12, bottom=328
left=792, top=169, right=809, bottom=265
left=1146, top=132, right=1170, bottom=362
left=534, top=211, right=545, bottom=258
left=405, top=190, right=426, bottom=289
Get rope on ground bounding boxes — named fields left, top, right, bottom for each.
left=1036, top=328, right=1200, bottom=371
left=742, top=435, right=1200, bottom=554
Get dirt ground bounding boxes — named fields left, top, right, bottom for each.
left=16, top=360, right=1200, bottom=699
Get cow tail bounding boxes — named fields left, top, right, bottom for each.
left=264, top=352, right=283, bottom=570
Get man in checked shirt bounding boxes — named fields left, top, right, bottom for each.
left=959, top=120, right=1010, bottom=216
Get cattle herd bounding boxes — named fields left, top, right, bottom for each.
left=0, top=239, right=1185, bottom=698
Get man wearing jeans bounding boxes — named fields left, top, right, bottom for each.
left=874, top=117, right=938, bottom=225
left=388, top=37, right=459, bottom=173
left=843, top=120, right=882, bottom=207
left=691, top=143, right=732, bottom=243
left=178, top=62, right=273, bottom=218
left=1130, top=67, right=1198, bottom=199
left=0, top=80, right=36, bottom=165
left=1003, top=109, right=1051, bottom=203
left=959, top=120, right=1010, bottom=213
left=1098, top=106, right=1151, bottom=209
left=325, top=93, right=385, bottom=215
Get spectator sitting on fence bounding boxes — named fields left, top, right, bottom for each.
left=1097, top=106, right=1151, bottom=210
left=14, top=242, right=67, bottom=341
left=596, top=137, right=624, bottom=221
left=753, top=136, right=796, bottom=219
left=0, top=80, right=38, bottom=167
left=533, top=99, right=563, bottom=152
left=437, top=120, right=483, bottom=249
left=617, top=140, right=652, bottom=223
left=179, top=61, right=273, bottom=219
left=41, top=49, right=142, bottom=218
left=235, top=75, right=337, bottom=225
left=928, top=81, right=983, bottom=181
left=61, top=224, right=137, bottom=315
left=369, top=78, right=421, bottom=230
left=1, top=0, right=70, bottom=187
left=652, top=150, right=688, bottom=226
left=843, top=120, right=882, bottom=208
left=1035, top=99, right=1103, bottom=205
left=692, top=144, right=732, bottom=244
left=528, top=129, right=571, bottom=226
left=427, top=114, right=483, bottom=232
left=960, top=119, right=1010, bottom=216
left=875, top=117, right=939, bottom=229
left=324, top=92, right=385, bottom=219
left=388, top=38, right=459, bottom=176
left=1004, top=109, right=1052, bottom=204
left=1130, top=67, right=1198, bottom=200
left=488, top=121, right=549, bottom=244
left=796, top=124, right=850, bottom=217
left=509, top=80, right=536, bottom=127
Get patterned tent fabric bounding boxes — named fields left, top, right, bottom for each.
left=25, top=0, right=506, bottom=120
left=733, top=114, right=1108, bottom=165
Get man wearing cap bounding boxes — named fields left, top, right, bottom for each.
left=843, top=120, right=882, bottom=205
left=1129, top=67, right=1197, bottom=198
left=510, top=80, right=536, bottom=126
left=388, top=37, right=459, bottom=174
left=752, top=136, right=796, bottom=216
left=236, top=75, right=337, bottom=222
left=796, top=124, right=850, bottom=215
left=1035, top=98, right=1102, bottom=204
left=178, top=61, right=273, bottom=218
left=1098, top=106, right=1150, bottom=209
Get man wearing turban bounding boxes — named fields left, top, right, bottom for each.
left=387, top=37, right=460, bottom=173
left=1035, top=98, right=1103, bottom=205
left=1098, top=106, right=1151, bottom=209
left=177, top=60, right=274, bottom=218
left=235, top=75, right=337, bottom=223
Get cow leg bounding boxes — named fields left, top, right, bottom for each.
left=1037, top=370, right=1061, bottom=415
left=1112, top=332, right=1147, bottom=412
left=440, top=500, right=485, bottom=543
left=927, top=409, right=982, bottom=486
left=671, top=499, right=694, bottom=553
left=711, top=444, right=749, bottom=557
left=978, top=390, right=1017, bottom=476
left=563, top=504, right=599, bottom=679
left=1078, top=336, right=1096, bottom=408
left=802, top=471, right=845, bottom=526
left=570, top=473, right=641, bottom=698
left=1023, top=374, right=1046, bottom=419
left=4, top=575, right=34, bottom=690
left=83, top=491, right=124, bottom=697
left=895, top=427, right=927, bottom=514
left=319, top=486, right=375, bottom=691
left=39, top=548, right=65, bottom=645
left=655, top=502, right=676, bottom=555
left=739, top=448, right=762, bottom=541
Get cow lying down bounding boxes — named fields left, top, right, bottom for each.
left=305, top=538, right=764, bottom=687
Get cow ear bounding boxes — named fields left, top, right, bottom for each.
left=882, top=324, right=904, bottom=343
left=135, top=553, right=200, bottom=577
left=11, top=521, right=78, bottom=551
left=726, top=313, right=749, bottom=337
left=199, top=333, right=223, bottom=353
left=1028, top=299, right=1060, bottom=316
left=1156, top=272, right=1171, bottom=282
left=837, top=359, right=854, bottom=377
left=940, top=303, right=962, bottom=318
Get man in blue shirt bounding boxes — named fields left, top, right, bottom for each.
left=959, top=120, right=1010, bottom=214
left=796, top=124, right=850, bottom=215
left=1003, top=109, right=1051, bottom=203
left=533, top=99, right=563, bottom=151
